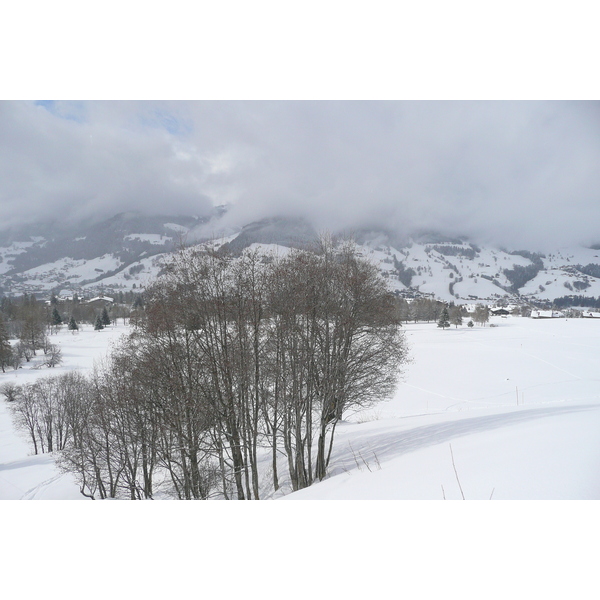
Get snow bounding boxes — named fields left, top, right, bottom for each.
left=204, top=232, right=244, bottom=249
left=0, top=240, right=39, bottom=274
left=2, top=311, right=597, bottom=600
left=0, top=261, right=12, bottom=276
left=2, top=316, right=599, bottom=501
left=283, top=404, right=600, bottom=500
left=87, top=295, right=113, bottom=303
left=124, top=233, right=172, bottom=245
left=245, top=242, right=294, bottom=256
left=84, top=253, right=167, bottom=290
left=521, top=267, right=600, bottom=299
left=17, top=254, right=123, bottom=289
left=279, top=317, right=600, bottom=500
left=0, top=323, right=127, bottom=500
left=452, top=274, right=501, bottom=300
left=5, top=230, right=600, bottom=308
left=353, top=240, right=600, bottom=303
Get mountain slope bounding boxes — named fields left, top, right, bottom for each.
left=2, top=212, right=600, bottom=305
left=0, top=209, right=224, bottom=295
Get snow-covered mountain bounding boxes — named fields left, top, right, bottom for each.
left=2, top=212, right=600, bottom=306
left=0, top=208, right=227, bottom=296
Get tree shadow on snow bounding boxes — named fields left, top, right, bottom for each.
left=331, top=404, right=598, bottom=475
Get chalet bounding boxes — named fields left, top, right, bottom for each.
left=490, top=307, right=510, bottom=316
left=86, top=295, right=114, bottom=309
left=531, top=310, right=565, bottom=319
left=45, top=295, right=75, bottom=305
left=582, top=311, right=600, bottom=318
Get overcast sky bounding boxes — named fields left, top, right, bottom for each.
left=1, top=100, right=599, bottom=250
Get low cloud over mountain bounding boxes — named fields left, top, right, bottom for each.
left=1, top=101, right=599, bottom=251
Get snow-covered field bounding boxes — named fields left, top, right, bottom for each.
left=284, top=317, right=600, bottom=500
left=0, top=324, right=126, bottom=500
left=2, top=315, right=599, bottom=501
left=2, top=313, right=598, bottom=599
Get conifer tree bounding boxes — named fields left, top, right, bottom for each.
left=437, top=306, right=450, bottom=329
left=101, top=306, right=111, bottom=326
left=68, top=317, right=79, bottom=332
left=94, top=315, right=104, bottom=331
left=0, top=315, right=12, bottom=372
left=51, top=307, right=63, bottom=326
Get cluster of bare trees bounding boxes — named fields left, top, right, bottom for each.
left=0, top=292, right=138, bottom=372
left=472, top=304, right=490, bottom=326
left=5, top=239, right=408, bottom=499
left=396, top=297, right=468, bottom=324
left=0, top=303, right=62, bottom=371
left=395, top=298, right=490, bottom=328
left=4, top=372, right=88, bottom=455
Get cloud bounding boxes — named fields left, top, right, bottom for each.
left=211, top=101, right=600, bottom=250
left=0, top=101, right=214, bottom=230
left=1, top=100, right=599, bottom=249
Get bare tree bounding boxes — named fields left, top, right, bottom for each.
left=44, top=344, right=62, bottom=367
left=473, top=304, right=490, bottom=326
left=449, top=306, right=463, bottom=328
left=1, top=382, right=21, bottom=403
left=16, top=299, right=47, bottom=355
left=10, top=383, right=41, bottom=454
left=54, top=236, right=410, bottom=499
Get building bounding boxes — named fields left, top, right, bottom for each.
left=531, top=310, right=565, bottom=319
left=86, top=295, right=114, bottom=309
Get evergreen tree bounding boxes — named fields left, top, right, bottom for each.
left=68, top=317, right=79, bottom=332
left=0, top=315, right=12, bottom=372
left=467, top=320, right=474, bottom=328
left=101, top=306, right=111, bottom=326
left=449, top=306, right=463, bottom=328
left=437, top=306, right=450, bottom=329
left=94, top=315, right=104, bottom=331
left=51, top=307, right=63, bottom=326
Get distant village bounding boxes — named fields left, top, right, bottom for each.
left=44, top=290, right=600, bottom=322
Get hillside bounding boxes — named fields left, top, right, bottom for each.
left=2, top=213, right=600, bottom=307
left=0, top=208, right=226, bottom=296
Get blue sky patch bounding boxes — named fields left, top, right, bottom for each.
left=34, top=100, right=87, bottom=123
